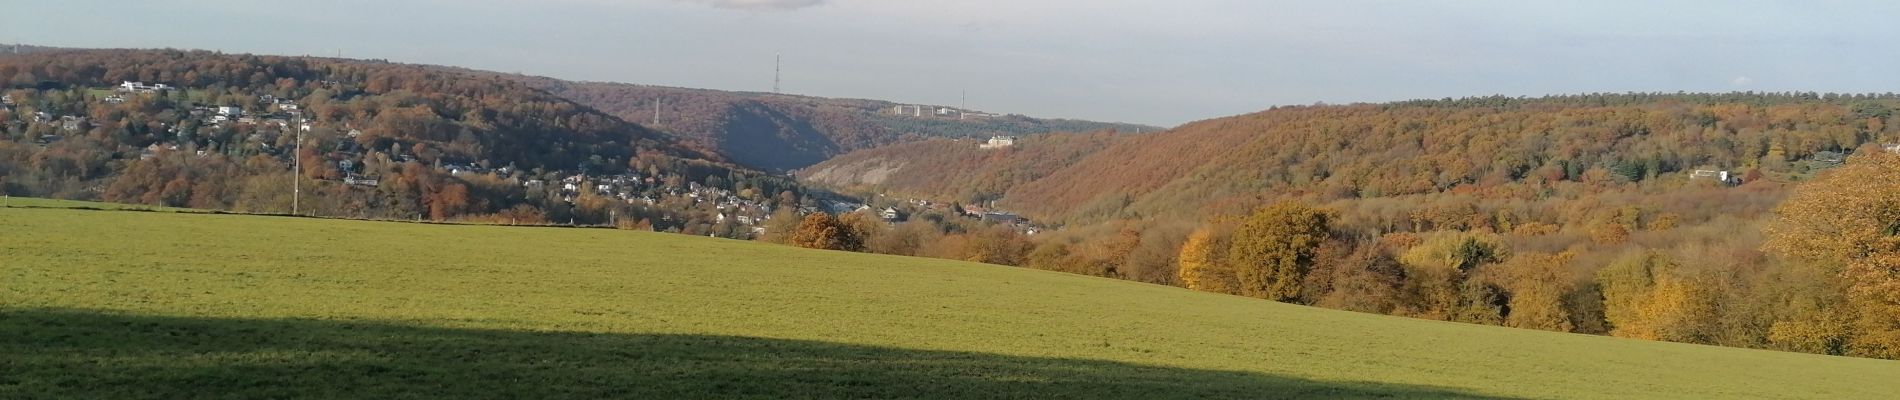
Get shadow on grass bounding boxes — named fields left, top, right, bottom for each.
left=0, top=309, right=1518, bottom=399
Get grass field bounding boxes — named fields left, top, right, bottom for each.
left=2, top=204, right=1897, bottom=399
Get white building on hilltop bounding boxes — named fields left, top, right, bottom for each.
left=979, top=135, right=1017, bottom=149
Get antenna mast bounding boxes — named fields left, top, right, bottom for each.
left=652, top=98, right=661, bottom=126
left=773, top=54, right=781, bottom=94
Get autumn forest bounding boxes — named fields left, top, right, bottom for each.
left=6, top=48, right=1900, bottom=361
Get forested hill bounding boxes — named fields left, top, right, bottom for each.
left=0, top=49, right=811, bottom=232
left=511, top=77, right=1161, bottom=172
left=812, top=93, right=1900, bottom=225
left=798, top=93, right=1900, bottom=359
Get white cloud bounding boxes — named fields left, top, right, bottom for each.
left=1731, top=76, right=1754, bottom=86
left=681, top=0, right=825, bottom=10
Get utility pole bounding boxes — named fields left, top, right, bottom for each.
left=292, top=113, right=302, bottom=215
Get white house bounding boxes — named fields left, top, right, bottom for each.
left=1689, top=169, right=1739, bottom=185
left=979, top=135, right=1017, bottom=149
left=217, top=106, right=242, bottom=117
left=1886, top=143, right=1900, bottom=154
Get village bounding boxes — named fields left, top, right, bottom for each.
left=4, top=82, right=1049, bottom=239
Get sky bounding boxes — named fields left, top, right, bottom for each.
left=9, top=0, right=1900, bottom=126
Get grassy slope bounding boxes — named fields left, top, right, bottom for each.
left=2, top=206, right=1895, bottom=399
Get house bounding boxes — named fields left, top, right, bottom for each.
left=523, top=179, right=547, bottom=190
left=1689, top=169, right=1739, bottom=185
left=117, top=81, right=171, bottom=93
left=217, top=106, right=243, bottom=117
left=979, top=135, right=1017, bottom=149
left=58, top=116, right=88, bottom=131
left=1815, top=151, right=1845, bottom=163
left=736, top=215, right=755, bottom=225
left=1886, top=143, right=1900, bottom=154
left=103, top=95, right=126, bottom=104
left=981, top=212, right=1025, bottom=224
left=936, top=107, right=955, bottom=116
left=0, top=94, right=13, bottom=106
left=343, top=175, right=380, bottom=187
left=879, top=207, right=905, bottom=222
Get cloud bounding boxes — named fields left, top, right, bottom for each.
left=681, top=0, right=825, bottom=10
left=1730, top=75, right=1754, bottom=86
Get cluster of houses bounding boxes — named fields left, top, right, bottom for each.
left=523, top=173, right=779, bottom=230
left=868, top=197, right=1042, bottom=234
left=887, top=104, right=1000, bottom=120
left=198, top=94, right=302, bottom=128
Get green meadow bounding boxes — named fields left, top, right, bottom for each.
left=1, top=202, right=1895, bottom=399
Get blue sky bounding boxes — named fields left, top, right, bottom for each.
left=9, top=0, right=1900, bottom=126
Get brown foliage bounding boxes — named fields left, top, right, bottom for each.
left=789, top=213, right=864, bottom=252
left=1228, top=202, right=1333, bottom=302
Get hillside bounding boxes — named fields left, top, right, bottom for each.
left=796, top=93, right=1900, bottom=361
left=811, top=93, right=1900, bottom=226
left=0, top=49, right=809, bottom=232
left=800, top=132, right=1125, bottom=203
left=3, top=204, right=1896, bottom=399
left=515, top=77, right=1160, bottom=171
